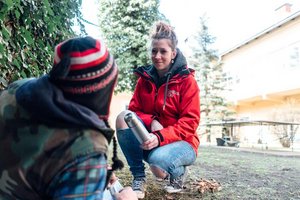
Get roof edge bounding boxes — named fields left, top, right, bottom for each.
left=221, top=10, right=300, bottom=57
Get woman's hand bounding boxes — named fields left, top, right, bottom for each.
left=141, top=133, right=159, bottom=150
left=151, top=119, right=163, bottom=132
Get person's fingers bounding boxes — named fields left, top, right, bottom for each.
left=114, top=187, right=138, bottom=200
left=109, top=173, right=118, bottom=184
left=141, top=133, right=159, bottom=150
left=121, top=186, right=134, bottom=192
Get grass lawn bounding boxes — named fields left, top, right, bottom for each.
left=114, top=145, right=300, bottom=200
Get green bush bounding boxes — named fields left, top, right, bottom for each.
left=0, top=0, right=86, bottom=89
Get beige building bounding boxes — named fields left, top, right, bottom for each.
left=219, top=5, right=300, bottom=150
left=109, top=92, right=132, bottom=129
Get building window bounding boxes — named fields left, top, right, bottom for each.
left=289, top=46, right=300, bottom=68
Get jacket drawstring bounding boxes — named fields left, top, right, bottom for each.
left=163, top=72, right=172, bottom=110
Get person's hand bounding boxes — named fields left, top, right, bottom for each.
left=107, top=171, right=118, bottom=187
left=141, top=133, right=159, bottom=150
left=151, top=119, right=163, bottom=132
left=114, top=186, right=138, bottom=200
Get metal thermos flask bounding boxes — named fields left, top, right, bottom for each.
left=124, top=112, right=150, bottom=144
left=103, top=179, right=123, bottom=200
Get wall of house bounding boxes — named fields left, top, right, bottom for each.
left=109, top=92, right=132, bottom=128
left=220, top=14, right=300, bottom=149
left=223, top=16, right=300, bottom=103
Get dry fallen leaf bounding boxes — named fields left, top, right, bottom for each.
left=165, top=194, right=176, bottom=200
left=192, top=178, right=222, bottom=194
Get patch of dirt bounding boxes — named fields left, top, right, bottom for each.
left=115, top=146, right=300, bottom=200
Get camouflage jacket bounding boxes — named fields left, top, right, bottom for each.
left=0, top=77, right=114, bottom=199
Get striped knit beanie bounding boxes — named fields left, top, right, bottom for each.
left=49, top=36, right=118, bottom=119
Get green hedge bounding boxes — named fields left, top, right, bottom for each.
left=0, top=0, right=86, bottom=89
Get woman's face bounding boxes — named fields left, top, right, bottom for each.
left=151, top=39, right=176, bottom=76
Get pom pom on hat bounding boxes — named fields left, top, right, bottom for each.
left=49, top=36, right=118, bottom=119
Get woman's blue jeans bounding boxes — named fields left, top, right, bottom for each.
left=117, top=128, right=196, bottom=179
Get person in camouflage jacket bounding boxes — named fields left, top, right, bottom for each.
left=0, top=36, right=137, bottom=200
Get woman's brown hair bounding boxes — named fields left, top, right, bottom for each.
left=150, top=21, right=178, bottom=50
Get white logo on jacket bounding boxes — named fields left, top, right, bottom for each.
left=167, top=90, right=179, bottom=97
